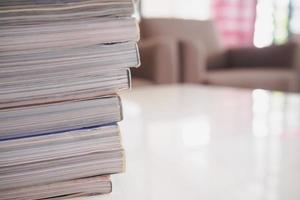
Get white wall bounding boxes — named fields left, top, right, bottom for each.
left=141, top=0, right=211, bottom=20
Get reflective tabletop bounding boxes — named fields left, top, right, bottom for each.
left=76, top=84, right=300, bottom=200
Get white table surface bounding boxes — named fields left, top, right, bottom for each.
left=76, top=84, right=300, bottom=200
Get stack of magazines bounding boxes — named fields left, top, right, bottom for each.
left=0, top=0, right=140, bottom=199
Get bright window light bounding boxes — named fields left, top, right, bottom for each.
left=254, top=0, right=290, bottom=47
left=290, top=0, right=300, bottom=33
left=254, top=0, right=274, bottom=47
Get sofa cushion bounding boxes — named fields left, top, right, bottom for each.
left=206, top=68, right=295, bottom=91
left=228, top=43, right=297, bottom=68
left=206, top=51, right=228, bottom=70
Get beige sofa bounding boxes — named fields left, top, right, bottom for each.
left=139, top=18, right=300, bottom=92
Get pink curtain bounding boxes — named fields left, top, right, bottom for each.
left=212, top=0, right=257, bottom=48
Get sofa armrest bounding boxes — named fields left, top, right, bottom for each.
left=131, top=37, right=179, bottom=84
left=179, top=39, right=208, bottom=83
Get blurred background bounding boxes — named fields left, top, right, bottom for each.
left=132, top=0, right=300, bottom=93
